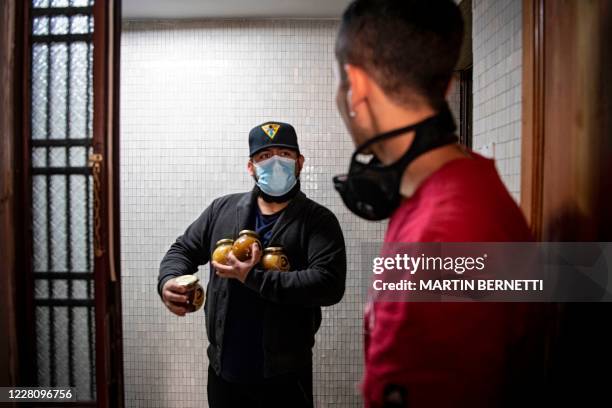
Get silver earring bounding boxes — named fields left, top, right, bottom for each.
left=347, top=89, right=356, bottom=118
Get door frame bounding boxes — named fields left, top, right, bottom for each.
left=0, top=0, right=26, bottom=391
left=92, top=0, right=124, bottom=406
left=520, top=0, right=545, bottom=239
left=4, top=0, right=125, bottom=406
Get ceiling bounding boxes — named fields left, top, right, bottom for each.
left=122, top=0, right=352, bottom=20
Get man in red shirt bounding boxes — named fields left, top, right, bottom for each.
left=333, top=1, right=547, bottom=406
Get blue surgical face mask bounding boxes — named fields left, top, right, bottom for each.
left=254, top=155, right=297, bottom=197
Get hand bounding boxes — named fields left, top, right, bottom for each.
left=212, top=242, right=262, bottom=283
left=161, top=278, right=190, bottom=316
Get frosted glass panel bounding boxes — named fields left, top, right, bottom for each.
left=49, top=147, right=67, bottom=167
left=69, top=174, right=88, bottom=271
left=31, top=44, right=49, bottom=140
left=69, top=147, right=87, bottom=166
left=51, top=0, right=70, bottom=7
left=32, top=147, right=47, bottom=167
left=36, top=307, right=50, bottom=385
left=30, top=0, right=96, bottom=400
left=49, top=44, right=68, bottom=139
left=33, top=17, right=49, bottom=35
left=53, top=306, right=69, bottom=387
left=33, top=0, right=50, bottom=8
left=32, top=176, right=48, bottom=272
left=49, top=175, right=67, bottom=271
left=50, top=16, right=69, bottom=35
left=69, top=42, right=89, bottom=138
left=70, top=15, right=92, bottom=35
left=74, top=306, right=95, bottom=398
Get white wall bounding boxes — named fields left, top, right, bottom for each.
left=120, top=20, right=385, bottom=408
left=471, top=0, right=522, bottom=201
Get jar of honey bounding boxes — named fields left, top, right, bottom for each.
left=175, top=275, right=205, bottom=312
left=212, top=238, right=234, bottom=265
left=262, top=247, right=290, bottom=272
left=232, top=230, right=261, bottom=262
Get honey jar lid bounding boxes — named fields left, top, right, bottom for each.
left=238, top=229, right=260, bottom=238
left=175, top=275, right=199, bottom=288
left=215, top=238, right=234, bottom=247
left=264, top=247, right=284, bottom=253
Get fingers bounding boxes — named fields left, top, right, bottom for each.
left=163, top=290, right=188, bottom=304
left=226, top=249, right=257, bottom=267
left=164, top=300, right=188, bottom=316
left=226, top=251, right=240, bottom=266
left=215, top=246, right=260, bottom=282
left=212, top=260, right=234, bottom=273
left=250, top=242, right=262, bottom=264
left=164, top=279, right=187, bottom=294
left=212, top=259, right=237, bottom=279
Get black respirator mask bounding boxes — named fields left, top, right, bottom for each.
left=333, top=105, right=458, bottom=221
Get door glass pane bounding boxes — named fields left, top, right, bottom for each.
left=29, top=0, right=96, bottom=401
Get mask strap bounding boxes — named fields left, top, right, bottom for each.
left=351, top=106, right=457, bottom=161
left=352, top=123, right=419, bottom=158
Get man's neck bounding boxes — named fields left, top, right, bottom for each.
left=399, top=144, right=470, bottom=198
left=257, top=196, right=290, bottom=215
left=372, top=103, right=469, bottom=198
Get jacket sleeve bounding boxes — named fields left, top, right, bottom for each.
left=243, top=207, right=347, bottom=307
left=157, top=202, right=214, bottom=296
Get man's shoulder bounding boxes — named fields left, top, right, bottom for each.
left=388, top=155, right=532, bottom=242
left=203, top=191, right=252, bottom=215
left=213, top=191, right=250, bottom=205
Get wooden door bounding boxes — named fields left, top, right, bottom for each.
left=13, top=0, right=124, bottom=406
left=522, top=0, right=612, bottom=404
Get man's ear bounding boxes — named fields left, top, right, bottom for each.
left=296, top=155, right=305, bottom=175
left=344, top=64, right=370, bottom=113
left=247, top=159, right=255, bottom=178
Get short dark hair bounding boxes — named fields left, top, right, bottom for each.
left=336, top=0, right=464, bottom=110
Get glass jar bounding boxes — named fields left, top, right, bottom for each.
left=262, top=247, right=290, bottom=272
left=232, top=230, right=261, bottom=262
left=175, top=275, right=205, bottom=312
left=212, top=238, right=234, bottom=265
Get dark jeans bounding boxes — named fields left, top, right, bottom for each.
left=207, top=365, right=313, bottom=408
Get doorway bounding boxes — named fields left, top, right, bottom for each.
left=9, top=0, right=124, bottom=406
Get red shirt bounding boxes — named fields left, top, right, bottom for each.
left=363, top=153, right=543, bottom=407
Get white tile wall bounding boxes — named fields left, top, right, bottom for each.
left=120, top=20, right=385, bottom=408
left=120, top=5, right=524, bottom=404
left=471, top=0, right=522, bottom=201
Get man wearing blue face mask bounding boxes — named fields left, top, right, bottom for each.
left=248, top=122, right=303, bottom=203
left=158, top=121, right=347, bottom=408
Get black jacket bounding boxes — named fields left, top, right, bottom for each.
left=158, top=189, right=347, bottom=377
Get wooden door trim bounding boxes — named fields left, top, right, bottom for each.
left=0, top=0, right=26, bottom=389
left=521, top=0, right=546, bottom=239
left=17, top=0, right=38, bottom=388
left=92, top=0, right=124, bottom=406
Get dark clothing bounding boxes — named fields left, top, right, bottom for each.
left=220, top=207, right=283, bottom=383
left=207, top=365, right=313, bottom=408
left=158, top=188, right=346, bottom=379
left=255, top=207, right=283, bottom=246
left=220, top=281, right=265, bottom=383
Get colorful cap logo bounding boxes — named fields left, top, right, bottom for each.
left=261, top=123, right=281, bottom=140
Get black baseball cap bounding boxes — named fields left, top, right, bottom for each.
left=249, top=121, right=300, bottom=157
